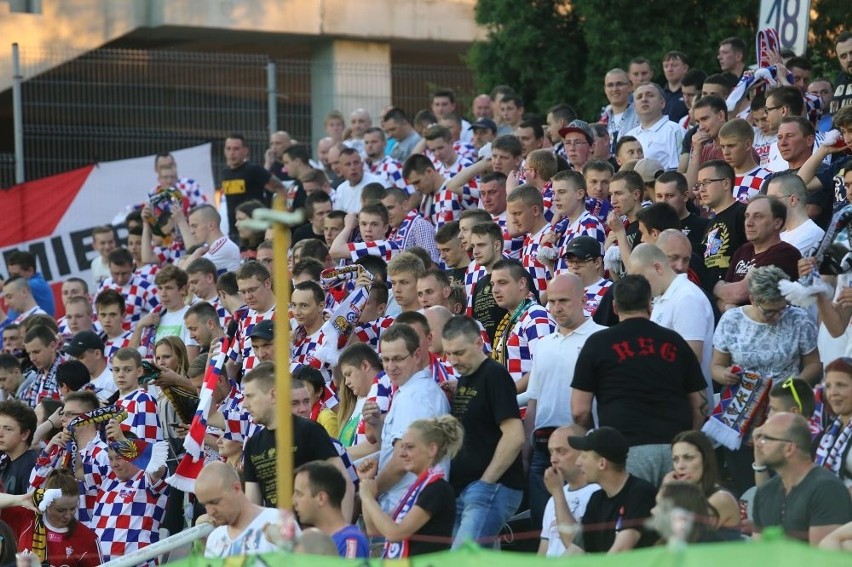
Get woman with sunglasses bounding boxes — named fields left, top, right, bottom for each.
left=711, top=266, right=820, bottom=496
left=814, top=357, right=852, bottom=488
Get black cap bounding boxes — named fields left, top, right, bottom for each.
left=563, top=236, right=603, bottom=260
left=469, top=117, right=497, bottom=133
left=249, top=320, right=274, bottom=340
left=568, top=427, right=629, bottom=464
left=63, top=330, right=105, bottom=357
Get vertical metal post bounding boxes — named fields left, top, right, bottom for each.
left=267, top=60, right=277, bottom=136
left=12, top=43, right=25, bottom=183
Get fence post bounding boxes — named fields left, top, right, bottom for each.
left=267, top=60, right=277, bottom=136
left=12, top=43, right=24, bottom=183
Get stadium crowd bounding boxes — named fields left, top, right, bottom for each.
left=1, top=31, right=852, bottom=565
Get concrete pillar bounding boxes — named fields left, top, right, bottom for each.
left=311, top=39, right=391, bottom=149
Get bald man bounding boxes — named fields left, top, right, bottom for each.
left=424, top=305, right=453, bottom=355
left=177, top=204, right=241, bottom=273
left=656, top=228, right=716, bottom=293
left=265, top=130, right=293, bottom=180
left=627, top=243, right=714, bottom=410
left=525, top=274, right=606, bottom=532
left=197, top=462, right=282, bottom=557
left=539, top=424, right=600, bottom=556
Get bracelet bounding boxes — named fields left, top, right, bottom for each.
left=751, top=462, right=768, bottom=472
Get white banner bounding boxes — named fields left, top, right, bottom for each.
left=0, top=143, right=213, bottom=303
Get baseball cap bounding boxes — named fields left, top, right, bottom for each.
left=568, top=427, right=629, bottom=464
left=634, top=158, right=665, bottom=184
left=469, top=117, right=497, bottom=133
left=563, top=236, right=603, bottom=261
left=63, top=330, right=105, bottom=357
left=249, top=320, right=274, bottom=340
left=558, top=119, right=594, bottom=144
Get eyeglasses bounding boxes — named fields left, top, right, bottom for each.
left=755, top=433, right=793, bottom=444
left=605, top=81, right=630, bottom=89
left=764, top=105, right=784, bottom=113
left=238, top=285, right=262, bottom=296
left=565, top=140, right=589, bottom=148
left=693, top=178, right=726, bottom=190
left=380, top=353, right=412, bottom=366
left=756, top=302, right=789, bottom=319
left=782, top=377, right=803, bottom=412
left=59, top=410, right=82, bottom=418
left=565, top=258, right=594, bottom=267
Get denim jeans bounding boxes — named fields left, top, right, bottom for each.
left=452, top=480, right=523, bottom=549
left=528, top=438, right=552, bottom=532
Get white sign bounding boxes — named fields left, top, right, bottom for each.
left=759, top=0, right=812, bottom=57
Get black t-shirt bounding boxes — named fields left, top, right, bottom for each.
left=450, top=358, right=524, bottom=492
left=409, top=480, right=455, bottom=556
left=243, top=416, right=338, bottom=506
left=472, top=275, right=507, bottom=342
left=681, top=125, right=698, bottom=155
left=292, top=223, right=324, bottom=247
left=446, top=267, right=467, bottom=288
left=681, top=213, right=709, bottom=256
left=725, top=240, right=801, bottom=286
left=592, top=286, right=618, bottom=327
left=830, top=71, right=852, bottom=114
left=0, top=449, right=38, bottom=494
left=581, top=475, right=657, bottom=553
left=220, top=161, right=273, bottom=238
left=625, top=220, right=642, bottom=249
left=572, top=318, right=706, bottom=445
left=664, top=87, right=688, bottom=123
left=702, top=201, right=747, bottom=283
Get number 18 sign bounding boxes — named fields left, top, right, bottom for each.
left=759, top=0, right=812, bottom=57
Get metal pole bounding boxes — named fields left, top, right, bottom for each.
left=267, top=60, right=277, bottom=136
left=99, top=522, right=214, bottom=567
left=12, top=43, right=24, bottom=184
left=273, top=193, right=293, bottom=509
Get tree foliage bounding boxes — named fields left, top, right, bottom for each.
left=466, top=0, right=587, bottom=117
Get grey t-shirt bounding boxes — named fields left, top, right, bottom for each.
left=753, top=466, right=852, bottom=542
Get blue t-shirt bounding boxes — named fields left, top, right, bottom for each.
left=332, top=524, right=369, bottom=559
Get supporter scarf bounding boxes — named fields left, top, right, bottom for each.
left=167, top=336, right=229, bottom=492
left=389, top=210, right=417, bottom=246
left=308, top=284, right=372, bottom=369
left=815, top=417, right=852, bottom=478
left=319, top=265, right=372, bottom=289
left=139, top=304, right=165, bottom=353
left=810, top=384, right=834, bottom=438
left=29, top=487, right=62, bottom=563
left=66, top=406, right=129, bottom=473
left=429, top=353, right=451, bottom=384
left=382, top=468, right=445, bottom=559
left=109, top=438, right=169, bottom=475
left=702, top=367, right=772, bottom=450
left=491, top=299, right=531, bottom=367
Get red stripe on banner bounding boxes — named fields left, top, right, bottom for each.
left=0, top=165, right=94, bottom=247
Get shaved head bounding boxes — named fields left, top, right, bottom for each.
left=196, top=460, right=240, bottom=490
left=547, top=272, right=585, bottom=298
left=425, top=305, right=454, bottom=354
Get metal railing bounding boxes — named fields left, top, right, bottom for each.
left=5, top=46, right=475, bottom=188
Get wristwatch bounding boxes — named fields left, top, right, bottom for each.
left=751, top=462, right=768, bottom=472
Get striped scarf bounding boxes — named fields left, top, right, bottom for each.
left=702, top=367, right=772, bottom=450
left=815, top=417, right=852, bottom=478
left=383, top=468, right=445, bottom=559
left=66, top=406, right=129, bottom=473
left=30, top=487, right=64, bottom=563
left=491, top=299, right=531, bottom=367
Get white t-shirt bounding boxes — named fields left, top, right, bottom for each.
left=204, top=236, right=241, bottom=273
left=626, top=116, right=684, bottom=170
left=90, top=256, right=111, bottom=289
left=90, top=366, right=118, bottom=400
left=155, top=305, right=198, bottom=346
left=781, top=219, right=824, bottom=257
left=651, top=274, right=715, bottom=409
left=334, top=172, right=385, bottom=214
left=541, top=483, right=600, bottom=556
left=204, top=507, right=281, bottom=557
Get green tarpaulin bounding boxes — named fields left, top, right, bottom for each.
left=166, top=531, right=850, bottom=566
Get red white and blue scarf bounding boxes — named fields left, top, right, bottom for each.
left=383, top=467, right=445, bottom=559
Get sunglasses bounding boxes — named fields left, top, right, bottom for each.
left=782, top=377, right=802, bottom=413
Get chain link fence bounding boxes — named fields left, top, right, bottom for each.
left=8, top=47, right=475, bottom=187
